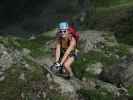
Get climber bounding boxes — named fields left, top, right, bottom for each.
left=53, top=21, right=80, bottom=79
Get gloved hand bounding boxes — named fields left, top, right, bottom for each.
left=50, top=62, right=63, bottom=73
left=52, top=62, right=63, bottom=68
left=54, top=62, right=61, bottom=67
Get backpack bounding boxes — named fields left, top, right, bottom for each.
left=68, top=26, right=80, bottom=42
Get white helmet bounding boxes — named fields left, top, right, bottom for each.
left=58, top=22, right=69, bottom=30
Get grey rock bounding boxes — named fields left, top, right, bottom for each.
left=80, top=30, right=118, bottom=53
left=82, top=78, right=96, bottom=90
left=99, top=55, right=133, bottom=87
left=129, top=47, right=133, bottom=54
left=35, top=56, right=54, bottom=66
left=11, top=49, right=24, bottom=63
left=86, top=62, right=103, bottom=75
left=22, top=48, right=31, bottom=56
left=0, top=76, right=5, bottom=81
left=0, top=50, right=13, bottom=71
left=0, top=72, right=4, bottom=75
left=24, top=63, right=32, bottom=71
left=29, top=35, right=36, bottom=40
left=19, top=73, right=25, bottom=81
left=0, top=44, right=7, bottom=53
left=53, top=76, right=80, bottom=99
left=96, top=80, right=118, bottom=91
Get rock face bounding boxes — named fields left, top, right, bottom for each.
left=85, top=62, right=103, bottom=75
left=80, top=30, right=118, bottom=53
left=46, top=74, right=81, bottom=99
left=0, top=43, right=25, bottom=82
left=99, top=55, right=133, bottom=87
left=0, top=29, right=132, bottom=100
left=0, top=37, right=83, bottom=100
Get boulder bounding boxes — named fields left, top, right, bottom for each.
left=99, top=55, right=133, bottom=87
left=80, top=30, right=118, bottom=53
left=86, top=62, right=103, bottom=75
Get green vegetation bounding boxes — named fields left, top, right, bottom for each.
left=0, top=0, right=133, bottom=100
left=90, top=0, right=133, bottom=46
left=0, top=59, right=47, bottom=100
left=0, top=66, right=23, bottom=100
left=115, top=32, right=133, bottom=45
left=94, top=0, right=133, bottom=7
left=0, top=34, right=54, bottom=57
left=128, top=85, right=133, bottom=96
left=73, top=51, right=118, bottom=79
left=102, top=44, right=129, bottom=57
left=48, top=95, right=68, bottom=100
left=24, top=58, right=47, bottom=81
left=16, top=35, right=53, bottom=57
left=73, top=43, right=129, bottom=80
left=0, top=36, right=20, bottom=48
left=78, top=88, right=113, bottom=100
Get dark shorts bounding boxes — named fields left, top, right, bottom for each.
left=60, top=48, right=80, bottom=60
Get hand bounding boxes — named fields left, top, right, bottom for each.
left=54, top=62, right=61, bottom=67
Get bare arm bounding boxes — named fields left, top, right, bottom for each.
left=60, top=37, right=76, bottom=65
left=55, top=39, right=61, bottom=62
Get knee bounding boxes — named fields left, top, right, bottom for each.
left=64, top=62, right=70, bottom=68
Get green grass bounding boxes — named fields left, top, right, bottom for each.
left=78, top=88, right=113, bottom=100
left=102, top=44, right=129, bottom=57
left=115, top=32, right=133, bottom=45
left=0, top=34, right=54, bottom=58
left=95, top=2, right=133, bottom=19
left=48, top=95, right=68, bottom=100
left=82, top=0, right=133, bottom=31
left=0, top=66, right=25, bottom=100
left=73, top=43, right=129, bottom=80
left=24, top=57, right=48, bottom=80
left=14, top=35, right=53, bottom=57
left=95, top=0, right=133, bottom=8
left=83, top=50, right=119, bottom=66
left=128, top=85, right=133, bottom=96
left=73, top=51, right=118, bottom=79
left=0, top=57, right=47, bottom=100
left=94, top=1, right=133, bottom=46
left=17, top=35, right=52, bottom=49
left=0, top=36, right=20, bottom=48
left=73, top=51, right=105, bottom=79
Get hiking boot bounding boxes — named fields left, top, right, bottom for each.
left=64, top=74, right=71, bottom=80
left=64, top=73, right=75, bottom=80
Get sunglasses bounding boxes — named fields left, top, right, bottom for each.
left=59, top=30, right=67, bottom=33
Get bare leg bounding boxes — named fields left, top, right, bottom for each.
left=64, top=56, right=75, bottom=77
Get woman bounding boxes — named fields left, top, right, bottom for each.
left=54, top=22, right=79, bottom=78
